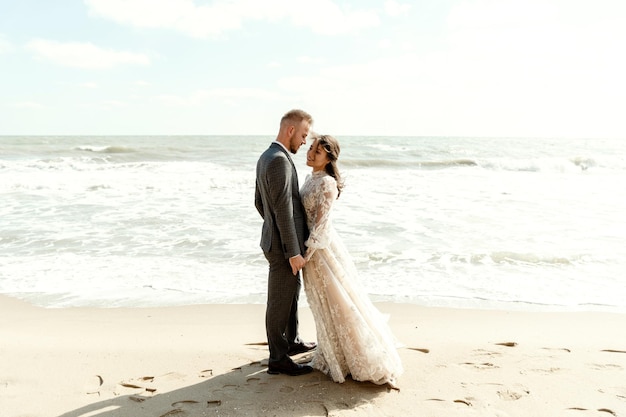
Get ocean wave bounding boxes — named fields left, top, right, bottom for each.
left=430, top=251, right=583, bottom=266
left=341, top=155, right=622, bottom=172
left=341, top=158, right=478, bottom=169
left=475, top=156, right=623, bottom=173
left=2, top=135, right=624, bottom=311
left=341, top=159, right=411, bottom=168
left=75, top=145, right=136, bottom=154
left=488, top=251, right=576, bottom=265
left=419, top=159, right=478, bottom=168
left=570, top=156, right=596, bottom=170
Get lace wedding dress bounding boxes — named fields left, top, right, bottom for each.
left=301, top=171, right=403, bottom=386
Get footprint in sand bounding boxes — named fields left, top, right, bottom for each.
left=171, top=400, right=201, bottom=407
left=159, top=400, right=223, bottom=417
left=117, top=373, right=185, bottom=397
left=245, top=376, right=268, bottom=393
left=527, top=367, right=565, bottom=375
left=588, top=363, right=623, bottom=371
left=426, top=398, right=473, bottom=407
left=129, top=395, right=147, bottom=403
left=472, top=348, right=503, bottom=357
left=118, top=376, right=157, bottom=394
left=497, top=389, right=530, bottom=401
left=85, top=375, right=104, bottom=395
left=542, top=347, right=571, bottom=353
left=210, top=383, right=239, bottom=398
left=598, top=386, right=626, bottom=401
left=566, top=407, right=617, bottom=416
left=495, top=342, right=518, bottom=347
left=321, top=401, right=355, bottom=416
left=461, top=362, right=499, bottom=370
left=303, top=380, right=321, bottom=387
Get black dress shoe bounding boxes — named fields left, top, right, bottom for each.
left=287, top=341, right=317, bottom=356
left=267, top=356, right=313, bottom=376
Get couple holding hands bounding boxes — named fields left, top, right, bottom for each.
left=255, top=109, right=403, bottom=388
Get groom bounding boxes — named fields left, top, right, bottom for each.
left=255, top=109, right=317, bottom=376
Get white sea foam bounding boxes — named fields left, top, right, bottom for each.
left=1, top=136, right=624, bottom=311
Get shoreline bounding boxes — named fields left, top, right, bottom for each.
left=1, top=294, right=625, bottom=416
left=5, top=291, right=626, bottom=315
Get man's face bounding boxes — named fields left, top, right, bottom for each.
left=289, top=121, right=311, bottom=154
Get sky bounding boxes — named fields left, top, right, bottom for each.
left=1, top=0, right=625, bottom=137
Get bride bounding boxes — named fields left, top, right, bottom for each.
left=300, top=134, right=403, bottom=387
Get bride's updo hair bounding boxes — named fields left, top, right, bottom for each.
left=315, top=134, right=345, bottom=198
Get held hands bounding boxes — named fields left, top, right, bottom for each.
left=290, top=248, right=315, bottom=275
left=289, top=254, right=306, bottom=276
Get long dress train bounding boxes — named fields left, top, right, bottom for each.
left=301, top=171, right=403, bottom=386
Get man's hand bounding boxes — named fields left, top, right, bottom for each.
left=289, top=254, right=306, bottom=276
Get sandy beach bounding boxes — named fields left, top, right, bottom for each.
left=1, top=294, right=625, bottom=417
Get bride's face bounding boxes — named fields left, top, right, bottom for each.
left=306, top=140, right=330, bottom=172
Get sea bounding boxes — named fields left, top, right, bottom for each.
left=1, top=136, right=624, bottom=312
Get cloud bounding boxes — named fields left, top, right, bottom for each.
left=0, top=35, right=14, bottom=53
left=78, top=82, right=99, bottom=88
left=26, top=39, right=150, bottom=69
left=84, top=0, right=380, bottom=38
left=272, top=45, right=616, bottom=137
left=12, top=101, right=45, bottom=109
left=100, top=100, right=129, bottom=109
left=157, top=87, right=283, bottom=107
left=443, top=0, right=626, bottom=97
left=301, top=1, right=380, bottom=35
left=384, top=0, right=411, bottom=17
left=298, top=55, right=324, bottom=65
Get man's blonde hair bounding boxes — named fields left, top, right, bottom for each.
left=281, top=109, right=313, bottom=126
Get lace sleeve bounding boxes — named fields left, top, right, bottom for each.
left=305, top=176, right=338, bottom=258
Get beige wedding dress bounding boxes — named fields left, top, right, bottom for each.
left=301, top=170, right=403, bottom=386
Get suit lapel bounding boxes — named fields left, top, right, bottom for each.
left=271, top=142, right=296, bottom=172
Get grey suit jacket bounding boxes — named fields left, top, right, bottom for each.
left=255, top=143, right=308, bottom=258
